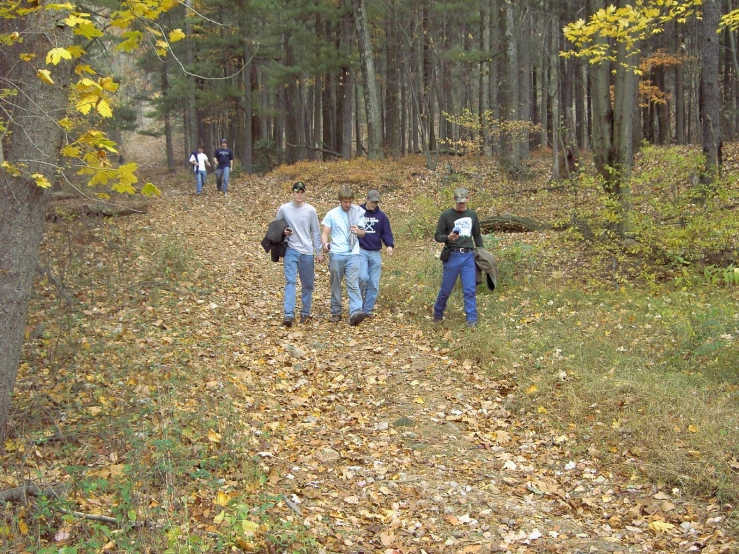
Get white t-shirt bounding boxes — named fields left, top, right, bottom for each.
left=189, top=152, right=209, bottom=171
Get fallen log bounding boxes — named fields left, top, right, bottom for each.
left=0, top=483, right=64, bottom=503
left=47, top=201, right=149, bottom=220
left=480, top=215, right=551, bottom=233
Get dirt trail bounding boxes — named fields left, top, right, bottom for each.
left=142, top=181, right=733, bottom=554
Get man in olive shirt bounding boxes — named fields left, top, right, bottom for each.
left=433, top=187, right=484, bottom=327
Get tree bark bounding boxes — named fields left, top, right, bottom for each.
left=700, top=0, right=721, bottom=183
left=351, top=0, right=384, bottom=160
left=0, top=4, right=74, bottom=447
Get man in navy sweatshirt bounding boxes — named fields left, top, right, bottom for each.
left=358, top=190, right=394, bottom=318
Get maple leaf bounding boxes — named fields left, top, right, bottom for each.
left=37, top=69, right=54, bottom=85
left=46, top=47, right=72, bottom=65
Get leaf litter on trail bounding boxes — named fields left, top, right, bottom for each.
left=6, top=168, right=736, bottom=553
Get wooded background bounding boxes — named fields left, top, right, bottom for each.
left=122, top=0, right=733, bottom=177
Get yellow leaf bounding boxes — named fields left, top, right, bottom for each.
left=208, top=429, right=221, bottom=443
left=241, top=519, right=259, bottom=535
left=687, top=424, right=698, bottom=433
left=213, top=511, right=225, bottom=524
left=74, top=21, right=104, bottom=39
left=537, top=405, right=548, bottom=414
left=20, top=53, right=35, bottom=61
left=46, top=47, right=72, bottom=65
left=648, top=520, right=674, bottom=533
left=168, top=28, right=185, bottom=42
left=97, top=99, right=113, bottom=118
left=61, top=145, right=80, bottom=158
left=18, top=519, right=28, bottom=535
left=37, top=69, right=54, bottom=85
left=214, top=491, right=229, bottom=507
left=526, top=384, right=538, bottom=394
left=58, top=117, right=75, bottom=131
left=75, top=64, right=96, bottom=76
left=99, top=77, right=119, bottom=93
left=413, top=397, right=424, bottom=404
left=86, top=406, right=102, bottom=416
left=31, top=173, right=52, bottom=188
left=141, top=183, right=160, bottom=197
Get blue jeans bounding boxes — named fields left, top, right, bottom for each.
left=433, top=250, right=477, bottom=323
left=329, top=253, right=362, bottom=316
left=215, top=167, right=230, bottom=192
left=283, top=247, right=315, bottom=318
left=195, top=170, right=206, bottom=193
left=358, top=249, right=382, bottom=314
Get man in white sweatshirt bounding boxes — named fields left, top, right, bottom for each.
left=276, top=182, right=324, bottom=327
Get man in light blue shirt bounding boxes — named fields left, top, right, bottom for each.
left=321, top=188, right=367, bottom=325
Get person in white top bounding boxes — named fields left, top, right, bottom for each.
left=276, top=182, right=324, bottom=326
left=321, top=187, right=367, bottom=325
left=189, top=145, right=211, bottom=195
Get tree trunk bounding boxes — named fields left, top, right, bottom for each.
left=700, top=0, right=721, bottom=183
left=161, top=59, right=176, bottom=172
left=675, top=61, right=685, bottom=144
left=503, top=1, right=521, bottom=167
left=351, top=0, right=384, bottom=160
left=0, top=5, right=74, bottom=448
left=385, top=2, right=401, bottom=157
left=242, top=37, right=254, bottom=173
left=341, top=9, right=354, bottom=159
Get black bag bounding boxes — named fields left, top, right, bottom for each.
left=440, top=246, right=451, bottom=262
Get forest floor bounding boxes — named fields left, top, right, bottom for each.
left=4, top=136, right=738, bottom=553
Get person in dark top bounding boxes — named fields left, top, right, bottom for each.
left=213, top=138, right=234, bottom=194
left=358, top=189, right=394, bottom=318
left=433, top=187, right=484, bottom=328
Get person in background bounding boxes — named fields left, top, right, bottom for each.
left=276, top=182, right=323, bottom=327
left=213, top=138, right=234, bottom=194
left=321, top=187, right=367, bottom=326
left=433, top=187, right=483, bottom=328
left=189, top=145, right=211, bottom=195
left=358, top=189, right=394, bottom=319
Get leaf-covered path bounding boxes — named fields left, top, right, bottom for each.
left=133, top=178, right=734, bottom=554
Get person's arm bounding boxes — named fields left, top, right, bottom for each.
left=189, top=154, right=197, bottom=167
left=229, top=151, right=234, bottom=170
left=434, top=211, right=452, bottom=244
left=350, top=207, right=366, bottom=237
left=321, top=224, right=331, bottom=252
left=472, top=213, right=484, bottom=248
left=381, top=213, right=394, bottom=250
left=311, top=211, right=324, bottom=262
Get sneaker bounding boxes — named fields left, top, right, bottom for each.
left=364, top=313, right=376, bottom=319
left=330, top=314, right=342, bottom=323
left=433, top=315, right=443, bottom=323
left=300, top=314, right=312, bottom=324
left=467, top=320, right=477, bottom=328
left=349, top=312, right=365, bottom=326
left=283, top=316, right=294, bottom=327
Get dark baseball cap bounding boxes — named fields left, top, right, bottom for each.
left=292, top=182, right=306, bottom=192
left=367, top=190, right=380, bottom=202
left=220, top=138, right=227, bottom=143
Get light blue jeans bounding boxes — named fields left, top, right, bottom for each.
left=433, top=250, right=477, bottom=323
left=195, top=170, right=206, bottom=193
left=329, top=253, right=362, bottom=317
left=283, top=247, right=315, bottom=318
left=215, top=166, right=230, bottom=192
left=358, top=248, right=382, bottom=315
